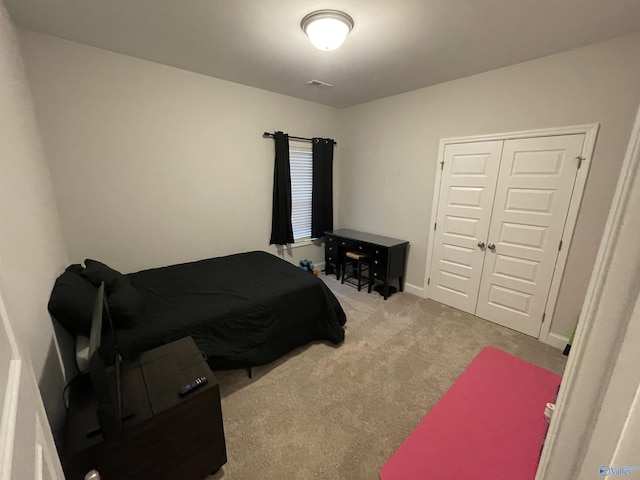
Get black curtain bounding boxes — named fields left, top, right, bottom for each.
left=311, top=138, right=335, bottom=238
left=269, top=131, right=294, bottom=245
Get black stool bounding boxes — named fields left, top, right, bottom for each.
left=341, top=251, right=371, bottom=292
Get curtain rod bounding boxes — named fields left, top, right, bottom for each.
left=263, top=132, right=336, bottom=145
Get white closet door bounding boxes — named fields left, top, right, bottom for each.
left=429, top=141, right=503, bottom=313
left=475, top=134, right=585, bottom=336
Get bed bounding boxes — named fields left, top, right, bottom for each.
left=48, top=251, right=347, bottom=370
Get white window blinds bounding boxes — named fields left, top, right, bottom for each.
left=289, top=140, right=313, bottom=240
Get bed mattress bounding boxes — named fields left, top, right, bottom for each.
left=106, top=251, right=346, bottom=369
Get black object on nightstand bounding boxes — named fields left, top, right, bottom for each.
left=63, top=336, right=227, bottom=480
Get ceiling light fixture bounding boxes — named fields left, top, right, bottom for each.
left=301, top=10, right=354, bottom=51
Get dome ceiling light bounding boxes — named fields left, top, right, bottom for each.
left=301, top=10, right=354, bottom=51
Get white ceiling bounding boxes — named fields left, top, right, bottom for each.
left=5, top=0, right=640, bottom=108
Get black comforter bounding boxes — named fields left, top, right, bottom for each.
left=113, top=251, right=346, bottom=369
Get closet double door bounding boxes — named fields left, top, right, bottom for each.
left=429, top=134, right=585, bottom=337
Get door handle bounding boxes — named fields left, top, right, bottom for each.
left=488, top=243, right=496, bottom=250
left=477, top=241, right=485, bottom=248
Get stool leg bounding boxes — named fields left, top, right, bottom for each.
left=357, top=260, right=363, bottom=291
left=341, top=257, right=347, bottom=284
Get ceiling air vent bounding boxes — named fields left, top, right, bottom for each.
left=307, top=79, right=334, bottom=88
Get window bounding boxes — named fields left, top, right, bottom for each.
left=289, top=140, right=313, bottom=240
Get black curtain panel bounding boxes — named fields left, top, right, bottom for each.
left=311, top=138, right=335, bottom=238
left=269, top=131, right=294, bottom=245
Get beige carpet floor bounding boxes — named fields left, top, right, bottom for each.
left=208, top=274, right=567, bottom=480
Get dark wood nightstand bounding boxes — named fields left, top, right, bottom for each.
left=64, top=336, right=227, bottom=480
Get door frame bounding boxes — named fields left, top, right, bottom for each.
left=0, top=289, right=65, bottom=479
left=424, top=124, right=599, bottom=345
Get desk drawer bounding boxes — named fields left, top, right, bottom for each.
left=371, top=256, right=387, bottom=270
left=325, top=235, right=338, bottom=262
left=340, top=240, right=371, bottom=256
left=337, top=238, right=357, bottom=251
left=324, top=235, right=340, bottom=276
left=370, top=248, right=388, bottom=279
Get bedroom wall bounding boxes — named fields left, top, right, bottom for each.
left=17, top=30, right=340, bottom=274
left=338, top=32, right=640, bottom=340
left=17, top=25, right=640, bottom=343
left=0, top=3, right=70, bottom=437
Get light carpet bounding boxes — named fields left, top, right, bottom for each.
left=380, top=347, right=561, bottom=480
left=208, top=274, right=566, bottom=480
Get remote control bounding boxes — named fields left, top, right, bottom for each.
left=178, top=376, right=208, bottom=396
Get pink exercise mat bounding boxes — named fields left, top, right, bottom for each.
left=380, top=346, right=561, bottom=480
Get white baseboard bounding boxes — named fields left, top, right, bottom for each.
left=544, top=332, right=570, bottom=350
left=395, top=279, right=570, bottom=350
left=396, top=281, right=569, bottom=351
left=354, top=279, right=568, bottom=351
left=403, top=282, right=425, bottom=298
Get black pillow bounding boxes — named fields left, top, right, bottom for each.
left=82, top=259, right=125, bottom=285
left=82, top=259, right=145, bottom=329
left=48, top=265, right=98, bottom=336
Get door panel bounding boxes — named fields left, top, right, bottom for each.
left=10, top=365, right=62, bottom=480
left=475, top=135, right=585, bottom=336
left=429, top=141, right=503, bottom=313
left=0, top=297, right=64, bottom=480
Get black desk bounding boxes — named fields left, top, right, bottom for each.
left=324, top=229, right=409, bottom=300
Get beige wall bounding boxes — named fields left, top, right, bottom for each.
left=18, top=30, right=340, bottom=274
left=338, top=32, right=640, bottom=338
left=0, top=3, right=70, bottom=436
left=17, top=28, right=640, bottom=341
left=538, top=104, right=640, bottom=480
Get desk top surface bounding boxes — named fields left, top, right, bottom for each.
left=326, top=229, right=408, bottom=248
left=140, top=336, right=215, bottom=414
